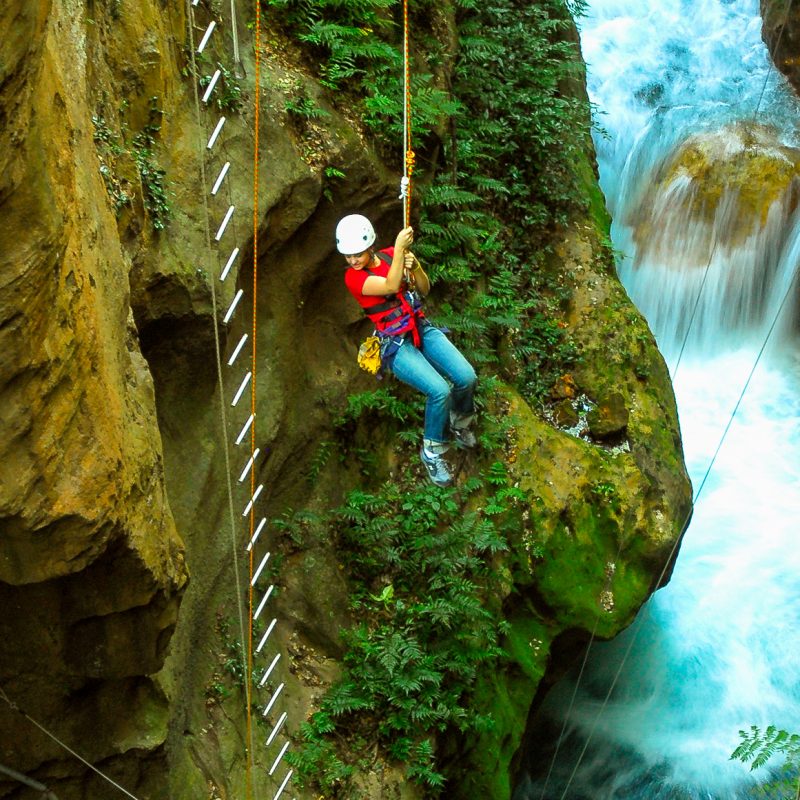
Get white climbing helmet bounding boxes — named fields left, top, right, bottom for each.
left=335, top=214, right=376, bottom=255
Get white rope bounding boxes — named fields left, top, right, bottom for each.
left=230, top=0, right=242, bottom=69
left=398, top=175, right=410, bottom=200
left=186, top=0, right=254, bottom=768
left=0, top=762, right=56, bottom=797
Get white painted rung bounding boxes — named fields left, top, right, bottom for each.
left=228, top=334, right=248, bottom=367
left=269, top=741, right=291, bottom=776
left=220, top=247, right=240, bottom=281
left=266, top=712, right=287, bottom=747
left=215, top=205, right=235, bottom=241
left=235, top=412, right=254, bottom=446
left=243, top=488, right=262, bottom=519
left=223, top=289, right=243, bottom=324
left=253, top=584, right=274, bottom=619
left=242, top=484, right=264, bottom=518
left=232, top=371, right=252, bottom=407
left=256, top=618, right=277, bottom=653
left=272, top=770, right=293, bottom=800
left=262, top=683, right=284, bottom=717
left=211, top=161, right=231, bottom=195
left=207, top=117, right=226, bottom=149
left=197, top=20, right=216, bottom=53
left=238, top=448, right=260, bottom=483
left=251, top=551, right=271, bottom=586
left=202, top=69, right=221, bottom=104
left=247, top=519, right=267, bottom=553
left=259, top=653, right=280, bottom=687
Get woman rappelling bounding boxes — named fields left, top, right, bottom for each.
left=336, top=214, right=477, bottom=487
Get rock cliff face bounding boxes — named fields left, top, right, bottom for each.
left=0, top=2, right=691, bottom=800
left=761, top=0, right=800, bottom=94
left=0, top=0, right=187, bottom=796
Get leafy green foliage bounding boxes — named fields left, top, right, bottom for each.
left=199, top=62, right=244, bottom=114
left=285, top=85, right=331, bottom=120
left=205, top=615, right=246, bottom=703
left=132, top=98, right=171, bottom=231
left=288, top=461, right=527, bottom=794
left=308, top=440, right=335, bottom=485
left=91, top=97, right=172, bottom=231
left=731, top=726, right=800, bottom=799
left=334, top=387, right=421, bottom=427
left=92, top=114, right=134, bottom=215
left=267, top=0, right=398, bottom=90
left=413, top=0, right=587, bottom=400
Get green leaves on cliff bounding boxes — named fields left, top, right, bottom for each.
left=132, top=106, right=171, bottom=231
left=267, top=0, right=398, bottom=90
left=413, top=0, right=586, bottom=398
left=91, top=97, right=172, bottom=231
left=287, top=462, right=524, bottom=794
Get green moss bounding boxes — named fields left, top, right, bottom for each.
left=447, top=611, right=551, bottom=800
left=574, top=145, right=612, bottom=238
left=115, top=680, right=170, bottom=752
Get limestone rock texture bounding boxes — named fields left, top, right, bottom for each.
left=0, top=0, right=189, bottom=797
left=0, top=2, right=692, bottom=800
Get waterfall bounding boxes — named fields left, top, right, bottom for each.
left=519, top=1, right=800, bottom=798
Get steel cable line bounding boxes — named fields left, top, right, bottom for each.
left=0, top=688, right=142, bottom=800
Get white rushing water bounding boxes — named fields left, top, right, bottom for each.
left=520, top=1, right=800, bottom=798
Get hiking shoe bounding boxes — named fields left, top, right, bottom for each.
left=420, top=446, right=453, bottom=487
left=451, top=425, right=477, bottom=449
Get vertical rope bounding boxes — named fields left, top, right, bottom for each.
left=402, top=0, right=414, bottom=228
left=187, top=4, right=255, bottom=796
left=186, top=0, right=250, bottom=728
left=246, top=0, right=262, bottom=796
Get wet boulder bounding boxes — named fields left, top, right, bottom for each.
left=630, top=122, right=800, bottom=262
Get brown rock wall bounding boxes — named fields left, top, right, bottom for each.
left=0, top=0, right=187, bottom=793
left=761, top=0, right=800, bottom=93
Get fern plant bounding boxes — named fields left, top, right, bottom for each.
left=287, top=461, right=524, bottom=795
left=731, top=726, right=800, bottom=799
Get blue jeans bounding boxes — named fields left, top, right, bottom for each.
left=390, top=325, right=477, bottom=444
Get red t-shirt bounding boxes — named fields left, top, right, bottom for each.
left=344, top=247, right=399, bottom=314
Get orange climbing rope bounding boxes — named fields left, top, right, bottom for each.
left=246, top=0, right=262, bottom=795
left=402, top=0, right=415, bottom=228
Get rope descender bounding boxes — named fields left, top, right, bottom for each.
left=398, top=175, right=410, bottom=199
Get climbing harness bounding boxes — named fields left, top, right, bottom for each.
left=362, top=252, right=425, bottom=341
left=350, top=251, right=426, bottom=377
